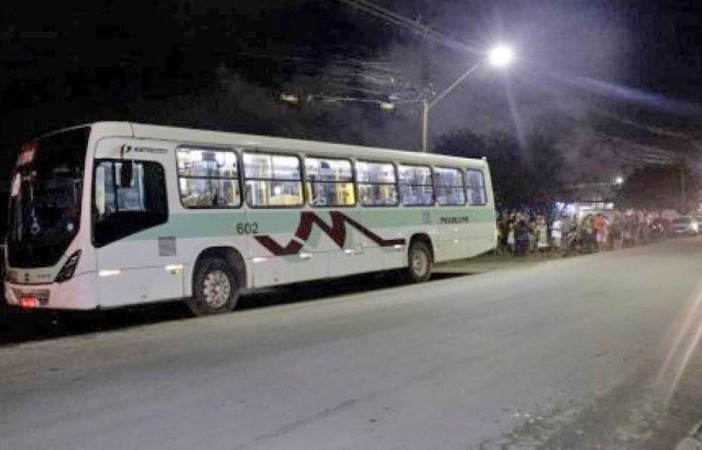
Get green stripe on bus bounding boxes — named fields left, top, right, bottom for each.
left=124, top=207, right=496, bottom=241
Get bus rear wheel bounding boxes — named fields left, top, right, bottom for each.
left=407, top=241, right=432, bottom=283
left=187, top=258, right=240, bottom=316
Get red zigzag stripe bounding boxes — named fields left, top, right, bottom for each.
left=254, top=211, right=406, bottom=256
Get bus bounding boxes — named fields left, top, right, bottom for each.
left=4, top=122, right=496, bottom=315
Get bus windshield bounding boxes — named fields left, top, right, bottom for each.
left=7, top=127, right=89, bottom=268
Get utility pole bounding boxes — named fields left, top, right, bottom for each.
left=420, top=62, right=482, bottom=152
left=417, top=44, right=514, bottom=152
left=421, top=100, right=429, bottom=153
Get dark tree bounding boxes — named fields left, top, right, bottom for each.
left=434, top=128, right=568, bottom=213
left=618, top=165, right=697, bottom=212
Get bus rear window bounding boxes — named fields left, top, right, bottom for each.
left=466, top=169, right=487, bottom=205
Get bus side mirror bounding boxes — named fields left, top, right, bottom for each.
left=119, top=161, right=134, bottom=188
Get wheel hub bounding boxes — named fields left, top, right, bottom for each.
left=203, top=270, right=231, bottom=308
left=412, top=251, right=428, bottom=275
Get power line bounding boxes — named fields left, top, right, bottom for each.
left=336, top=0, right=481, bottom=56
left=587, top=107, right=702, bottom=154
left=510, top=74, right=693, bottom=166
left=584, top=129, right=684, bottom=166
left=340, top=0, right=692, bottom=167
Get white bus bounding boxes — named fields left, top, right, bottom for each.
left=4, top=122, right=496, bottom=315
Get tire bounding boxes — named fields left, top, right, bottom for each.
left=187, top=258, right=240, bottom=316
left=407, top=241, right=432, bottom=283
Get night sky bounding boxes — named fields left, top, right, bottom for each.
left=2, top=0, right=702, bottom=183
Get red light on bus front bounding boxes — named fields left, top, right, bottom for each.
left=19, top=297, right=39, bottom=308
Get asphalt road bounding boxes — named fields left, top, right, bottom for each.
left=2, top=238, right=702, bottom=449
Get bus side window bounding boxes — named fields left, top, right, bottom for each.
left=177, top=148, right=241, bottom=208
left=304, top=156, right=355, bottom=207
left=434, top=167, right=466, bottom=206
left=356, top=161, right=398, bottom=207
left=399, top=164, right=434, bottom=206
left=244, top=153, right=303, bottom=207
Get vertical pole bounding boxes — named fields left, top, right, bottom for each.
left=421, top=100, right=429, bottom=153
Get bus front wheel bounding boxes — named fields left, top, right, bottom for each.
left=187, top=258, right=240, bottom=316
left=407, top=241, right=432, bottom=283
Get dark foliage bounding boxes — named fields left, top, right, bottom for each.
left=434, top=127, right=567, bottom=212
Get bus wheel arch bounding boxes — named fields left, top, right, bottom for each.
left=407, top=234, right=433, bottom=283
left=187, top=247, right=246, bottom=316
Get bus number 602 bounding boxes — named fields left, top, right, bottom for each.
left=236, top=222, right=259, bottom=235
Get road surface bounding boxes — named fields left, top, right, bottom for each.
left=2, top=238, right=702, bottom=449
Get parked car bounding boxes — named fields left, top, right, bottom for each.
left=671, top=216, right=699, bottom=236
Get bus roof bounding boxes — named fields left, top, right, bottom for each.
left=82, top=121, right=489, bottom=168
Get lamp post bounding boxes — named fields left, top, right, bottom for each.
left=421, top=44, right=515, bottom=152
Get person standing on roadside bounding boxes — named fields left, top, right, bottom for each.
left=610, top=212, right=623, bottom=250
left=582, top=214, right=596, bottom=252
left=551, top=216, right=563, bottom=254
left=594, top=213, right=609, bottom=252
left=536, top=215, right=549, bottom=256
left=528, top=216, right=538, bottom=254
left=507, top=215, right=516, bottom=255
left=515, top=218, right=529, bottom=256
left=623, top=210, right=637, bottom=247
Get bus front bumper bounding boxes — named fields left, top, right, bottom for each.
left=4, top=274, right=97, bottom=310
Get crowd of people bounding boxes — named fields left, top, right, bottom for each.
left=495, top=209, right=664, bottom=257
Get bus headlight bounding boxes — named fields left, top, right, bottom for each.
left=55, top=250, right=82, bottom=283
left=7, top=269, right=18, bottom=283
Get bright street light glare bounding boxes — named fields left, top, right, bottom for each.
left=614, top=176, right=624, bottom=185
left=488, top=45, right=514, bottom=68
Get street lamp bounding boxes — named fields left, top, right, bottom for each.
left=488, top=45, right=514, bottom=68
left=421, top=44, right=515, bottom=152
